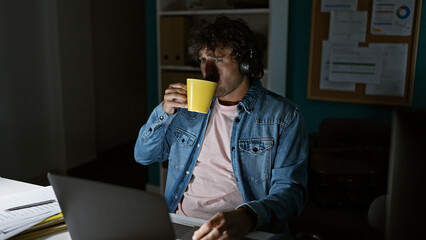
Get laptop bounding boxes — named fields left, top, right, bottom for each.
left=47, top=173, right=197, bottom=240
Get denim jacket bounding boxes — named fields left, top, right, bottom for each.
left=134, top=80, right=308, bottom=233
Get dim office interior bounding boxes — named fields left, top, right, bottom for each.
left=1, top=1, right=426, bottom=240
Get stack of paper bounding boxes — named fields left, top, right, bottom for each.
left=0, top=186, right=61, bottom=240
left=9, top=213, right=66, bottom=240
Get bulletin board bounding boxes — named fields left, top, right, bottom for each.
left=307, top=0, right=422, bottom=106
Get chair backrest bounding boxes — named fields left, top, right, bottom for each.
left=309, top=118, right=392, bottom=206
left=317, top=118, right=391, bottom=148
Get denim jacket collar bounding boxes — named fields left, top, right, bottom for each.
left=237, top=79, right=262, bottom=115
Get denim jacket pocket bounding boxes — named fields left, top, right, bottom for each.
left=174, top=128, right=196, bottom=146
left=170, top=128, right=196, bottom=171
left=238, top=138, right=274, bottom=183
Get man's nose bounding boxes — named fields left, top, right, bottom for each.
left=204, top=60, right=219, bottom=82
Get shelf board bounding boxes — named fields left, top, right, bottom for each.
left=161, top=65, right=269, bottom=74
left=159, top=8, right=270, bottom=16
left=161, top=65, right=200, bottom=72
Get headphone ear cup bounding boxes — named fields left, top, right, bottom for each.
left=239, top=47, right=257, bottom=76
left=239, top=47, right=252, bottom=75
left=239, top=61, right=250, bottom=75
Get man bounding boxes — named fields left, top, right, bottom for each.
left=134, top=16, right=308, bottom=239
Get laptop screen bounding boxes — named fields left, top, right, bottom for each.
left=48, top=173, right=179, bottom=240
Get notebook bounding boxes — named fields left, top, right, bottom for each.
left=47, top=173, right=197, bottom=240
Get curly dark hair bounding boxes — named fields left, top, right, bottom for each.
left=188, top=16, right=264, bottom=83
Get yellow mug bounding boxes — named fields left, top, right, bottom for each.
left=187, top=78, right=217, bottom=114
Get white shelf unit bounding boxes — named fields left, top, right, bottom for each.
left=160, top=8, right=270, bottom=16
left=155, top=0, right=289, bottom=192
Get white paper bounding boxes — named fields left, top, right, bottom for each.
left=371, top=0, right=415, bottom=35
left=0, top=178, right=43, bottom=196
left=329, top=45, right=383, bottom=84
left=365, top=43, right=408, bottom=96
left=321, top=0, right=358, bottom=12
left=320, top=41, right=357, bottom=91
left=1, top=203, right=60, bottom=230
left=329, top=11, right=368, bottom=42
left=0, top=186, right=57, bottom=209
left=0, top=186, right=60, bottom=240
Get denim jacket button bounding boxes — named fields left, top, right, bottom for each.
left=174, top=195, right=178, bottom=199
left=231, top=147, right=235, bottom=151
left=236, top=118, right=240, bottom=123
left=186, top=171, right=190, bottom=175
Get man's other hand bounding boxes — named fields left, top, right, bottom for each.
left=163, top=83, right=187, bottom=115
left=192, top=208, right=254, bottom=240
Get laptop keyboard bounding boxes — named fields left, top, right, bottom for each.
left=172, top=222, right=257, bottom=240
left=173, top=222, right=198, bottom=240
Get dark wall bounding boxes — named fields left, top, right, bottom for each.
left=91, top=0, right=147, bottom=152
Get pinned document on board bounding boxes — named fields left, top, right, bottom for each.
left=365, top=43, right=408, bottom=96
left=371, top=0, right=416, bottom=35
left=320, top=41, right=357, bottom=91
left=328, top=45, right=384, bottom=84
left=329, top=11, right=368, bottom=42
left=321, top=0, right=358, bottom=12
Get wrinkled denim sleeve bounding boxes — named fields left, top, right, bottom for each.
left=244, top=108, right=308, bottom=232
left=134, top=102, right=176, bottom=165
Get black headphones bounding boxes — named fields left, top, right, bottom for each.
left=235, top=19, right=258, bottom=77
left=239, top=47, right=257, bottom=76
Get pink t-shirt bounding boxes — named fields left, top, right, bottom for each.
left=175, top=99, right=243, bottom=220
